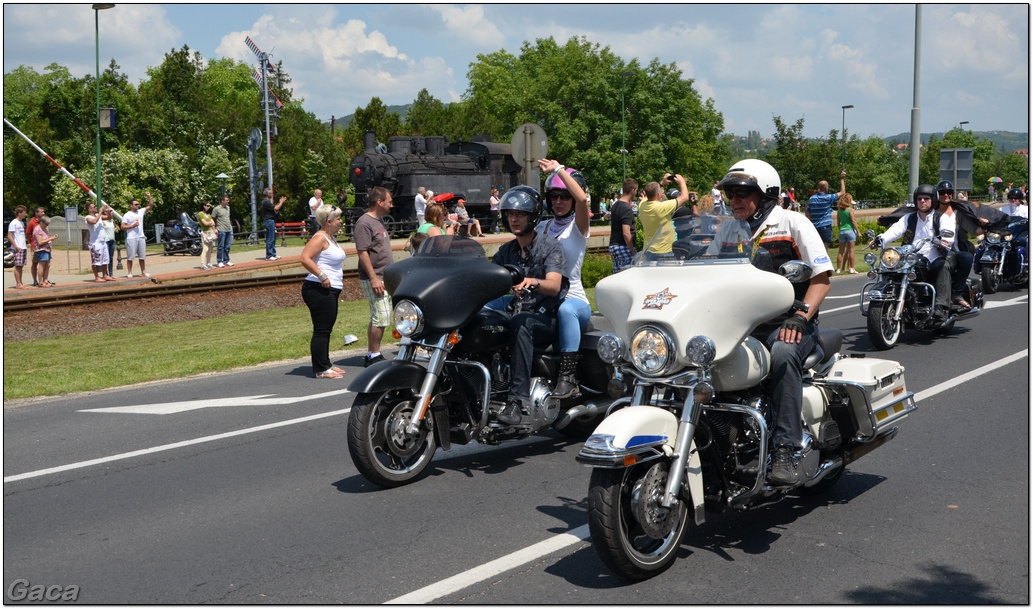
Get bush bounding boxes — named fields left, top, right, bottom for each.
left=581, top=253, right=613, bottom=289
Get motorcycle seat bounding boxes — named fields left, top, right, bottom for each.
left=803, top=328, right=843, bottom=370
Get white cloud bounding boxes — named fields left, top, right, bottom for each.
left=431, top=5, right=503, bottom=46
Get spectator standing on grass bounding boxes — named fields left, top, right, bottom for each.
left=32, top=215, right=58, bottom=288
left=261, top=187, right=287, bottom=261
left=354, top=186, right=395, bottom=367
left=7, top=205, right=28, bottom=289
left=197, top=202, right=217, bottom=270
left=212, top=194, right=234, bottom=267
left=608, top=178, right=639, bottom=273
left=806, top=170, right=847, bottom=252
left=299, top=204, right=348, bottom=379
left=121, top=191, right=155, bottom=278
left=100, top=205, right=122, bottom=278
left=85, top=202, right=113, bottom=282
left=26, top=206, right=44, bottom=286
left=639, top=172, right=690, bottom=256
left=307, top=188, right=324, bottom=236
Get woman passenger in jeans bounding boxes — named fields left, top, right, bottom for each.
left=300, top=205, right=347, bottom=378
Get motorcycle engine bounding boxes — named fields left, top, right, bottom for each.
left=528, top=377, right=560, bottom=426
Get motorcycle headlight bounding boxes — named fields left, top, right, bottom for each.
left=631, top=325, right=674, bottom=376
left=393, top=300, right=423, bottom=337
left=905, top=252, right=918, bottom=266
left=864, top=252, right=877, bottom=266
left=880, top=248, right=902, bottom=269
left=1004, top=232, right=1013, bottom=242
left=987, top=232, right=1002, bottom=244
left=597, top=333, right=626, bottom=365
left=685, top=335, right=716, bottom=367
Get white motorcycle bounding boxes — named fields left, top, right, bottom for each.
left=576, top=215, right=917, bottom=580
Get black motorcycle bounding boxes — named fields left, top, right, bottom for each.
left=347, top=235, right=619, bottom=488
left=975, top=217, right=1028, bottom=293
left=161, top=211, right=202, bottom=256
left=3, top=237, right=13, bottom=268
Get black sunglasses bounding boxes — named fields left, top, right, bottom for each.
left=724, top=187, right=755, bottom=200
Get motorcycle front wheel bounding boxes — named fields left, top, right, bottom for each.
left=347, top=389, right=437, bottom=488
left=587, top=461, right=688, bottom=581
left=866, top=301, right=901, bottom=350
left=981, top=267, right=1000, bottom=294
left=189, top=241, right=202, bottom=256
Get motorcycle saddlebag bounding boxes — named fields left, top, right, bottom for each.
left=815, top=358, right=916, bottom=439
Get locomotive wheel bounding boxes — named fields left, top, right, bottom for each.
left=866, top=302, right=901, bottom=350
left=587, top=461, right=688, bottom=581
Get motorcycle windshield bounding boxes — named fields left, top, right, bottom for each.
left=634, top=214, right=757, bottom=266
left=385, top=235, right=514, bottom=333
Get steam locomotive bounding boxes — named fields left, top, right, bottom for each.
left=347, top=131, right=533, bottom=236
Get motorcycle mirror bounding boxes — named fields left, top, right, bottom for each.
left=504, top=264, right=525, bottom=285
left=778, top=260, right=814, bottom=284
left=864, top=229, right=876, bottom=240
left=940, top=230, right=955, bottom=239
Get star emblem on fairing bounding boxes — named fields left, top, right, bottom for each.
left=642, top=287, right=678, bottom=310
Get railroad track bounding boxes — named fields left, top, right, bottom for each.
left=4, top=245, right=612, bottom=313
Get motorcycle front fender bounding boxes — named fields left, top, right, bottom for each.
left=575, top=406, right=678, bottom=467
left=347, top=360, right=427, bottom=394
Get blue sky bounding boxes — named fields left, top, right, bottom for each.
left=3, top=3, right=1029, bottom=140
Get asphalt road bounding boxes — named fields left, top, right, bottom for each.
left=3, top=275, right=1028, bottom=604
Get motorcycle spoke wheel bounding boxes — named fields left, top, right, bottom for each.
left=347, top=389, right=436, bottom=488
left=981, top=267, right=1000, bottom=294
left=587, top=462, right=688, bottom=581
left=866, top=302, right=900, bottom=350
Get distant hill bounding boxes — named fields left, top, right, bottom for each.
left=883, top=130, right=1029, bottom=152
left=329, top=104, right=410, bottom=128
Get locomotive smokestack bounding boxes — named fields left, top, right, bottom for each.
left=364, top=131, right=376, bottom=152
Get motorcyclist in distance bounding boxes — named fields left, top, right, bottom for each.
left=935, top=181, right=974, bottom=309
left=486, top=186, right=568, bottom=425
left=870, top=184, right=956, bottom=322
left=719, top=159, right=834, bottom=486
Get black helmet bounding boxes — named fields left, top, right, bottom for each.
left=913, top=184, right=936, bottom=205
left=936, top=180, right=954, bottom=196
left=499, top=186, right=544, bottom=235
left=542, top=168, right=587, bottom=215
left=1007, top=187, right=1025, bottom=201
left=666, top=188, right=681, bottom=201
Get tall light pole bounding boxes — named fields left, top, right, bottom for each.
left=959, top=120, right=969, bottom=132
left=93, top=4, right=114, bottom=212
left=841, top=104, right=853, bottom=170
left=620, top=70, right=634, bottom=182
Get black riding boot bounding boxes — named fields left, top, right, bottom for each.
left=552, top=352, right=580, bottom=399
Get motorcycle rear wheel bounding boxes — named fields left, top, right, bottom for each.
left=189, top=241, right=202, bottom=256
left=866, top=302, right=901, bottom=350
left=981, top=267, right=1000, bottom=294
left=347, top=389, right=437, bottom=488
left=587, top=461, right=688, bottom=581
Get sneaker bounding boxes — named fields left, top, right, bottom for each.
left=849, top=268, right=858, bottom=274
left=316, top=369, right=343, bottom=379
left=363, top=354, right=385, bottom=368
left=217, top=263, right=225, bottom=268
left=142, top=273, right=152, bottom=278
left=497, top=400, right=524, bottom=425
left=768, top=446, right=800, bottom=486
left=126, top=274, right=134, bottom=279
left=225, top=261, right=234, bottom=267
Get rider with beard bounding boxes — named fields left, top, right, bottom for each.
left=718, top=159, right=834, bottom=486
left=871, top=184, right=957, bottom=323
left=487, top=186, right=569, bottom=425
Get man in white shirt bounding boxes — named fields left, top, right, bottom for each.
left=121, top=191, right=154, bottom=278
left=307, top=189, right=323, bottom=235
left=711, top=180, right=727, bottom=215
left=871, top=184, right=956, bottom=321
left=414, top=186, right=427, bottom=225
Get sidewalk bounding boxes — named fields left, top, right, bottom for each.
left=3, top=228, right=613, bottom=296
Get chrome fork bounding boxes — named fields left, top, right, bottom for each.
left=404, top=334, right=453, bottom=435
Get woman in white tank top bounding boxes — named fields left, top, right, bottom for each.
left=300, top=205, right=347, bottom=378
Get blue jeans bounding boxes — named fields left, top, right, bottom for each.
left=217, top=231, right=233, bottom=264
left=557, top=297, right=591, bottom=352
left=264, top=218, right=277, bottom=258
left=106, top=240, right=116, bottom=276
left=758, top=320, right=820, bottom=449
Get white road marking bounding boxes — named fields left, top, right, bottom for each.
left=384, top=525, right=591, bottom=605
left=3, top=408, right=350, bottom=484
left=983, top=294, right=1028, bottom=309
left=80, top=388, right=353, bottom=415
left=384, top=348, right=1030, bottom=604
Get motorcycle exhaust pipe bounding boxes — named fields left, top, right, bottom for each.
left=842, top=427, right=899, bottom=467
left=553, top=400, right=604, bottom=431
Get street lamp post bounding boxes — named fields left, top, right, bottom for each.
left=959, top=120, right=969, bottom=132
left=841, top=104, right=853, bottom=170
left=93, top=4, right=114, bottom=211
left=620, top=70, right=634, bottom=183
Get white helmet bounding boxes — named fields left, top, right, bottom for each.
left=718, top=159, right=781, bottom=204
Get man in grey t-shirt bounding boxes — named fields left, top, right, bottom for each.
left=354, top=186, right=395, bottom=367
left=212, top=194, right=234, bottom=267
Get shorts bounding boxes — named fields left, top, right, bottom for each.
left=815, top=225, right=833, bottom=244
left=90, top=241, right=110, bottom=266
left=838, top=228, right=856, bottom=243
left=360, top=279, right=394, bottom=328
left=32, top=251, right=42, bottom=263
left=37, top=251, right=52, bottom=262
left=126, top=237, right=147, bottom=260
left=12, top=248, right=26, bottom=266
left=608, top=244, right=633, bottom=272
